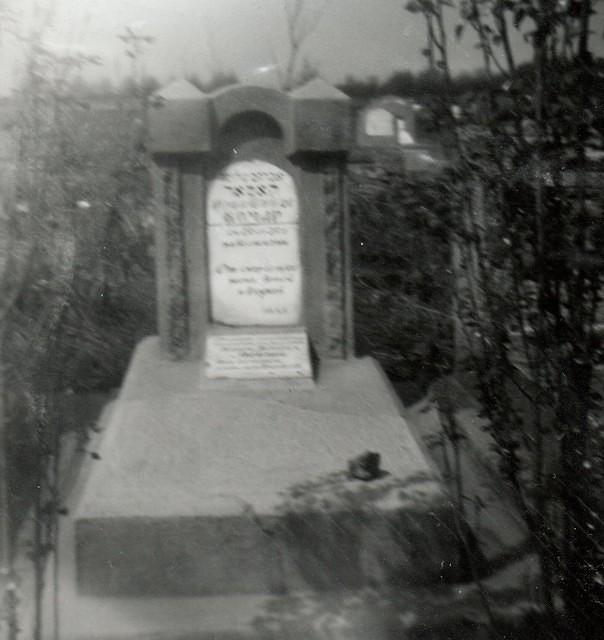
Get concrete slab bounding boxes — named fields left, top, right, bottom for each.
left=13, top=383, right=537, bottom=640
left=39, top=498, right=472, bottom=640
left=76, top=338, right=441, bottom=516
left=45, top=336, right=468, bottom=636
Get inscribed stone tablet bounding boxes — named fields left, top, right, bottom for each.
left=207, top=160, right=302, bottom=326
left=365, top=108, right=394, bottom=137
left=205, top=330, right=312, bottom=379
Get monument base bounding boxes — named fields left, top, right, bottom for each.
left=50, top=336, right=466, bottom=638
left=204, top=325, right=313, bottom=381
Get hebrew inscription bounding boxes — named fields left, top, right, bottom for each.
left=205, top=330, right=312, bottom=379
left=207, top=160, right=302, bottom=326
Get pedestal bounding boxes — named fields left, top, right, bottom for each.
left=50, top=337, right=464, bottom=638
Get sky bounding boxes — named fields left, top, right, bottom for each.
left=1, top=0, right=604, bottom=96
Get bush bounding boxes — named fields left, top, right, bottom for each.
left=349, top=165, right=454, bottom=386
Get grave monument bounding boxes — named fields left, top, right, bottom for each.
left=49, top=79, right=465, bottom=639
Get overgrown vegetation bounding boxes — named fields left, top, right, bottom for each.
left=350, top=166, right=454, bottom=387
left=401, top=0, right=604, bottom=636
left=0, top=9, right=157, bottom=637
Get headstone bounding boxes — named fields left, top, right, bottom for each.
left=149, top=80, right=354, bottom=378
left=365, top=107, right=394, bottom=136
left=356, top=96, right=418, bottom=149
left=207, top=160, right=302, bottom=326
left=57, top=78, right=461, bottom=640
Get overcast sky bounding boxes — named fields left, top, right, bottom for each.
left=1, top=0, right=604, bottom=96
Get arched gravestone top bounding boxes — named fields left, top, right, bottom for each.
left=149, top=79, right=352, bottom=155
left=149, top=80, right=211, bottom=154
left=365, top=108, right=395, bottom=137
left=211, top=85, right=292, bottom=140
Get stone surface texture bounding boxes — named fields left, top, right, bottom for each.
left=71, top=337, right=462, bottom=603
left=28, top=381, right=538, bottom=640
left=152, top=159, right=190, bottom=357
left=148, top=79, right=211, bottom=154
left=149, top=81, right=354, bottom=361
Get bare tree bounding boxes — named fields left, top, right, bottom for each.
left=118, top=24, right=155, bottom=162
left=117, top=25, right=155, bottom=95
left=281, top=0, right=329, bottom=89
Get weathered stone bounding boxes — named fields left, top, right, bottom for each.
left=148, top=81, right=354, bottom=361
left=356, top=96, right=418, bottom=149
left=365, top=107, right=395, bottom=136
left=50, top=79, right=459, bottom=640
left=291, top=78, right=352, bottom=152
left=152, top=159, right=189, bottom=358
left=148, top=79, right=211, bottom=154
left=73, top=338, right=460, bottom=598
left=212, top=85, right=295, bottom=154
left=207, top=160, right=302, bottom=326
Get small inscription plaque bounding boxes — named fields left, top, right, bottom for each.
left=207, top=160, right=302, bottom=326
left=205, top=330, right=312, bottom=379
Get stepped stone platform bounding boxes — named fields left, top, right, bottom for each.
left=50, top=336, right=466, bottom=639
